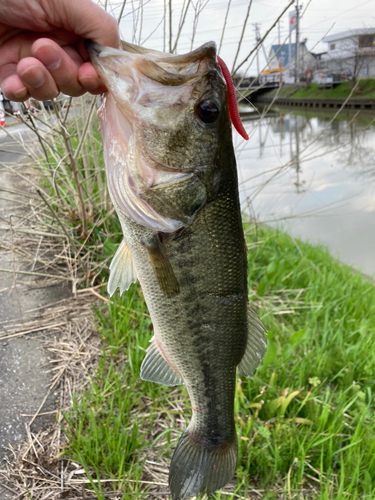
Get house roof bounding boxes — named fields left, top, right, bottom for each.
left=270, top=42, right=307, bottom=67
left=324, top=28, right=375, bottom=44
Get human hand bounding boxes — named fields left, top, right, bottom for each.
left=0, top=0, right=120, bottom=101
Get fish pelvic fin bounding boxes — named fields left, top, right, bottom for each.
left=169, top=430, right=237, bottom=500
left=108, top=240, right=137, bottom=297
left=145, top=234, right=180, bottom=298
left=238, top=304, right=267, bottom=377
left=140, top=337, right=184, bottom=386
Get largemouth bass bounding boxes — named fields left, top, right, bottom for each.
left=87, top=39, right=267, bottom=500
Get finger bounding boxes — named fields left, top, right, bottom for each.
left=17, top=57, right=59, bottom=101
left=32, top=39, right=86, bottom=97
left=78, top=62, right=107, bottom=94
left=61, top=0, right=121, bottom=49
left=0, top=63, right=29, bottom=101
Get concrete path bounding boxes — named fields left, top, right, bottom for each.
left=0, top=125, right=71, bottom=498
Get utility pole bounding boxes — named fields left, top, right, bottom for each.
left=295, top=0, right=301, bottom=83
left=256, top=25, right=270, bottom=69
left=289, top=9, right=295, bottom=82
left=278, top=21, right=283, bottom=85
left=253, top=23, right=261, bottom=77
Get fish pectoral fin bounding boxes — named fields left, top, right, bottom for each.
left=140, top=172, right=207, bottom=227
left=145, top=234, right=180, bottom=298
left=108, top=239, right=137, bottom=297
left=140, top=337, right=184, bottom=386
left=238, top=304, right=267, bottom=377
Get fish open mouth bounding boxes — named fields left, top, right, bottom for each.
left=86, top=40, right=248, bottom=140
left=85, top=39, right=222, bottom=129
left=85, top=38, right=223, bottom=153
left=85, top=39, right=219, bottom=87
left=85, top=40, right=226, bottom=233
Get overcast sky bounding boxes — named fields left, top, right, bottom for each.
left=113, top=0, right=375, bottom=74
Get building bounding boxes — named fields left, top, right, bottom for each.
left=322, top=29, right=375, bottom=79
left=267, top=42, right=317, bottom=83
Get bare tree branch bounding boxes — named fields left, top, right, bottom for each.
left=231, top=0, right=253, bottom=74
left=218, top=0, right=232, bottom=55
left=233, top=0, right=294, bottom=75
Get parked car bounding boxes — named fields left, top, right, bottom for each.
left=313, top=73, right=333, bottom=85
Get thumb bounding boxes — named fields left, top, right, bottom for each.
left=55, top=0, right=121, bottom=49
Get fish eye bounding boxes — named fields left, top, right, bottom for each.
left=196, top=100, right=220, bottom=124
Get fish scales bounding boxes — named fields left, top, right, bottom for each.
left=87, top=39, right=267, bottom=500
left=122, top=166, right=247, bottom=434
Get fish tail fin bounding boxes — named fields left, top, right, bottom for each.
left=169, top=430, right=237, bottom=500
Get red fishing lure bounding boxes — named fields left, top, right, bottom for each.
left=217, top=56, right=249, bottom=141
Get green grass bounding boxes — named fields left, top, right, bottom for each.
left=291, top=80, right=375, bottom=99
left=263, top=85, right=301, bottom=98
left=63, top=224, right=375, bottom=499
left=62, top=286, right=181, bottom=498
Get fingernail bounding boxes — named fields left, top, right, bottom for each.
left=35, top=44, right=61, bottom=71
left=20, top=66, right=45, bottom=88
left=14, top=87, right=27, bottom=99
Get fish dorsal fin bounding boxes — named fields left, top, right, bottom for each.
left=108, top=240, right=137, bottom=297
left=140, top=337, right=184, bottom=386
left=238, top=304, right=267, bottom=377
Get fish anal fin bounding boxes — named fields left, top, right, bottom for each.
left=108, top=239, right=137, bottom=297
left=145, top=234, right=180, bottom=298
left=140, top=337, right=184, bottom=386
left=238, top=304, right=267, bottom=377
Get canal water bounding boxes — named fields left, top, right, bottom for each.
left=235, top=107, right=375, bottom=278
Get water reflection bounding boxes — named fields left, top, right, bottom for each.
left=235, top=108, right=375, bottom=277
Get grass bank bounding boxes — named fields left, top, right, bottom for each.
left=261, top=85, right=301, bottom=99
left=292, top=80, right=375, bottom=99
left=63, top=223, right=375, bottom=499
left=261, top=80, right=375, bottom=102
